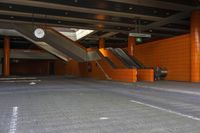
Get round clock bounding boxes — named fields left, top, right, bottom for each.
left=34, top=28, right=45, bottom=39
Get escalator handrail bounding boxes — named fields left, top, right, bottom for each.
left=123, top=49, right=146, bottom=68
left=108, top=48, right=133, bottom=68
left=48, top=27, right=87, bottom=51
left=115, top=48, right=140, bottom=68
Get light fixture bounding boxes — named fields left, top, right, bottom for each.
left=143, top=21, right=148, bottom=24
left=34, top=28, right=45, bottom=39
left=129, top=7, right=133, bottom=10
left=96, top=24, right=104, bottom=29
left=96, top=14, right=106, bottom=20
left=153, top=10, right=158, bottom=14
left=136, top=37, right=143, bottom=43
left=166, top=12, right=170, bottom=15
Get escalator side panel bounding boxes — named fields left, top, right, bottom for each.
left=11, top=23, right=100, bottom=62
left=108, top=48, right=133, bottom=68
left=115, top=48, right=139, bottom=68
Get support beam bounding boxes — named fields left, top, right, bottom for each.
left=0, top=0, right=163, bottom=21
left=107, top=0, right=194, bottom=11
left=3, top=36, right=10, bottom=77
left=0, top=10, right=189, bottom=33
left=191, top=10, right=200, bottom=82
left=128, top=36, right=135, bottom=56
left=100, top=32, right=118, bottom=38
left=141, top=11, right=192, bottom=32
left=99, top=38, right=105, bottom=49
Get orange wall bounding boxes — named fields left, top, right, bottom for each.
left=82, top=61, right=107, bottom=80
left=100, top=48, right=154, bottom=82
left=54, top=58, right=137, bottom=82
left=137, top=69, right=154, bottom=82
left=97, top=59, right=137, bottom=82
left=54, top=60, right=106, bottom=79
left=134, top=34, right=191, bottom=81
left=99, top=49, right=126, bottom=68
left=54, top=60, right=67, bottom=75
left=54, top=60, right=81, bottom=76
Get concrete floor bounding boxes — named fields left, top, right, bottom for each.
left=0, top=77, right=200, bottom=133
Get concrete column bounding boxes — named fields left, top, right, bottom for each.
left=3, top=36, right=10, bottom=77
left=99, top=38, right=105, bottom=49
left=191, top=11, right=200, bottom=82
left=128, top=36, right=136, bottom=56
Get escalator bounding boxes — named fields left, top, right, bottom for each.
left=95, top=50, right=137, bottom=82
left=0, top=22, right=100, bottom=62
left=108, top=48, right=141, bottom=68
left=107, top=48, right=132, bottom=68
left=108, top=47, right=168, bottom=80
left=115, top=48, right=145, bottom=68
left=123, top=49, right=146, bottom=69
left=104, top=57, right=117, bottom=68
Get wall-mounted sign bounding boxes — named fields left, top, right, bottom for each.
left=129, top=33, right=151, bottom=38
left=136, top=37, right=143, bottom=43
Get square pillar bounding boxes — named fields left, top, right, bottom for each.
left=191, top=11, right=200, bottom=82
left=99, top=38, right=105, bottom=49
left=128, top=36, right=136, bottom=56
left=3, top=36, right=10, bottom=77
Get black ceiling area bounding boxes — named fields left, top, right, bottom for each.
left=0, top=0, right=199, bottom=48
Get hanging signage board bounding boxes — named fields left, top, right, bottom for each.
left=129, top=33, right=151, bottom=38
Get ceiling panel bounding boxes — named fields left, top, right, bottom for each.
left=32, top=0, right=180, bottom=17
left=0, top=0, right=196, bottom=48
left=157, top=0, right=199, bottom=6
left=162, top=23, right=190, bottom=30
left=0, top=3, right=155, bottom=25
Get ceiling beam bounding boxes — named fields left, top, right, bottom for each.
left=142, top=11, right=192, bottom=32
left=107, top=0, right=195, bottom=11
left=153, top=27, right=189, bottom=33
left=0, top=0, right=163, bottom=21
left=175, top=20, right=190, bottom=25
left=106, top=1, right=193, bottom=33
left=0, top=20, right=174, bottom=38
left=0, top=19, right=131, bottom=34
left=0, top=10, right=135, bottom=28
left=85, top=37, right=127, bottom=41
left=100, top=32, right=119, bottom=38
left=0, top=10, right=188, bottom=33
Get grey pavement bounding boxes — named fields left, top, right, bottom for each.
left=0, top=77, right=200, bottom=133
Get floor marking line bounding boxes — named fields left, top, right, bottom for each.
left=0, top=77, right=37, bottom=80
left=99, top=117, right=109, bottom=120
left=137, top=85, right=200, bottom=96
left=9, top=106, right=18, bottom=133
left=129, top=100, right=200, bottom=121
left=0, top=80, right=41, bottom=83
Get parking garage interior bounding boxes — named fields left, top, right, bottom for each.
left=0, top=0, right=200, bottom=133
